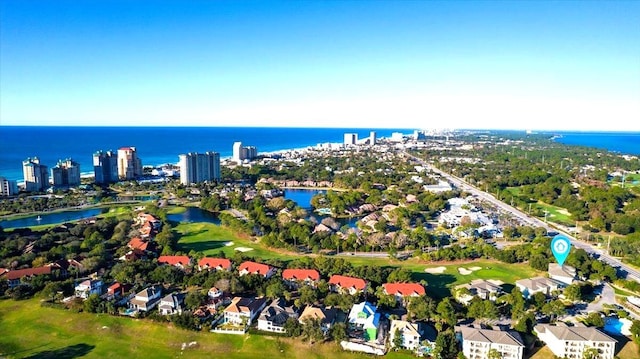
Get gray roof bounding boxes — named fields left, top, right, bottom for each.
left=515, top=277, right=564, bottom=291
left=535, top=324, right=617, bottom=343
left=456, top=326, right=525, bottom=347
left=259, top=298, right=298, bottom=325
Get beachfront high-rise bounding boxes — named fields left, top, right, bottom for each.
left=232, top=142, right=257, bottom=164
left=0, top=177, right=18, bottom=196
left=344, top=133, right=357, bottom=145
left=93, top=150, right=119, bottom=184
left=117, top=147, right=143, bottom=180
left=369, top=131, right=377, bottom=145
left=179, top=152, right=221, bottom=185
left=22, top=157, right=49, bottom=192
left=51, top=159, right=81, bottom=187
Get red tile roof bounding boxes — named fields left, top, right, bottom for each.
left=328, top=275, right=367, bottom=291
left=128, top=237, right=150, bottom=251
left=158, top=255, right=191, bottom=267
left=282, top=269, right=320, bottom=281
left=4, top=266, right=52, bottom=280
left=382, top=283, right=426, bottom=297
left=238, top=261, right=273, bottom=276
left=108, top=282, right=122, bottom=293
left=198, top=258, right=232, bottom=271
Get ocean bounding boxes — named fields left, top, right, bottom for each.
left=0, top=126, right=407, bottom=181
left=551, top=131, right=640, bottom=156
left=1, top=127, right=638, bottom=182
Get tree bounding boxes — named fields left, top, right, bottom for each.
left=631, top=320, right=640, bottom=344
left=407, top=295, right=435, bottom=321
left=583, top=312, right=604, bottom=328
left=265, top=280, right=287, bottom=300
left=436, top=298, right=457, bottom=329
left=83, top=293, right=102, bottom=313
left=582, top=347, right=599, bottom=359
left=185, top=291, right=206, bottom=310
left=283, top=318, right=302, bottom=337
left=433, top=330, right=458, bottom=359
left=564, top=283, right=582, bottom=302
left=301, top=318, right=324, bottom=343
left=330, top=322, right=347, bottom=342
left=487, top=348, right=502, bottom=359
left=542, top=299, right=566, bottom=321
left=392, top=328, right=403, bottom=349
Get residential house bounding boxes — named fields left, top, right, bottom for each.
left=389, top=320, right=422, bottom=351
left=238, top=261, right=276, bottom=278
left=298, top=306, right=337, bottom=334
left=515, top=277, right=565, bottom=299
left=455, top=279, right=504, bottom=305
left=198, top=257, right=232, bottom=272
left=157, top=255, right=191, bottom=270
left=348, top=301, right=381, bottom=342
left=282, top=268, right=320, bottom=289
left=129, top=285, right=162, bottom=312
left=257, top=298, right=299, bottom=333
left=159, top=292, right=185, bottom=316
left=1, top=266, right=53, bottom=288
left=382, top=282, right=426, bottom=304
left=455, top=325, right=525, bottom=359
left=208, top=287, right=223, bottom=299
left=74, top=279, right=103, bottom=299
left=329, top=275, right=367, bottom=295
left=136, top=213, right=161, bottom=230
left=223, top=296, right=267, bottom=326
left=127, top=237, right=154, bottom=252
left=534, top=323, right=617, bottom=359
left=106, top=282, right=131, bottom=301
left=548, top=263, right=577, bottom=285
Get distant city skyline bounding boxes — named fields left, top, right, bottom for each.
left=1, top=1, right=639, bottom=131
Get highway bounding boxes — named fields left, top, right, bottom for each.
left=405, top=152, right=640, bottom=283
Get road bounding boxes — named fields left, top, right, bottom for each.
left=405, top=152, right=640, bottom=283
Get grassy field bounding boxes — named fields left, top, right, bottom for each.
left=533, top=202, right=573, bottom=226
left=0, top=299, right=414, bottom=359
left=175, top=222, right=542, bottom=298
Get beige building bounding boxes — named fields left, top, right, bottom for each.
left=23, top=157, right=49, bottom=192
left=51, top=158, right=81, bottom=187
left=389, top=320, right=422, bottom=351
left=117, top=147, right=142, bottom=180
left=0, top=177, right=18, bottom=196
left=456, top=326, right=525, bottom=359
left=534, top=323, right=617, bottom=359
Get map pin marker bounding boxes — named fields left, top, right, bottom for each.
left=551, top=234, right=571, bottom=266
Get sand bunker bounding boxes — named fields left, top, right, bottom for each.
left=224, top=241, right=234, bottom=247
left=458, top=267, right=482, bottom=275
left=234, top=247, right=253, bottom=252
left=424, top=266, right=446, bottom=274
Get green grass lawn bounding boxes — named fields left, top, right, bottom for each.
left=533, top=202, right=574, bottom=226
left=0, top=298, right=414, bottom=359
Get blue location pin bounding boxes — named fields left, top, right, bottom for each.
left=551, top=234, right=571, bottom=266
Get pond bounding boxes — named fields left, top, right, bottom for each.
left=284, top=189, right=325, bottom=209
left=167, top=207, right=220, bottom=224
left=0, top=207, right=109, bottom=230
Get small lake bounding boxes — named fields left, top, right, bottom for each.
left=0, top=208, right=109, bottom=230
left=284, top=189, right=325, bottom=209
left=167, top=207, right=220, bottom=224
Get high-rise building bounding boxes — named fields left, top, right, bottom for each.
left=93, top=150, right=119, bottom=184
left=179, top=152, right=221, bottom=185
left=0, top=177, right=18, bottom=196
left=117, top=147, right=143, bottom=180
left=23, top=157, right=49, bottom=192
left=51, top=159, right=81, bottom=187
left=232, top=142, right=258, bottom=164
left=344, top=133, right=358, bottom=145
left=369, top=131, right=377, bottom=145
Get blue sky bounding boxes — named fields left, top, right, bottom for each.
left=1, top=0, right=639, bottom=130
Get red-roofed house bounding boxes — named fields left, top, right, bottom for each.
left=106, top=282, right=132, bottom=300
left=238, top=261, right=276, bottom=278
left=329, top=275, right=367, bottom=295
left=198, top=258, right=232, bottom=272
left=382, top=283, right=426, bottom=304
left=282, top=269, right=320, bottom=288
left=128, top=237, right=153, bottom=252
left=2, top=266, right=53, bottom=288
left=158, top=256, right=192, bottom=270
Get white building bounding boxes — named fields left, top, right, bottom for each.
left=257, top=298, right=298, bottom=333
left=232, top=142, right=258, bottom=164
left=51, top=158, right=81, bottom=187
left=389, top=320, right=422, bottom=351
left=178, top=152, right=220, bottom=185
left=129, top=285, right=162, bottom=312
left=298, top=306, right=337, bottom=334
left=23, top=157, right=49, bottom=192
left=158, top=292, right=185, bottom=315
left=515, top=277, right=565, bottom=299
left=74, top=279, right=103, bottom=299
left=344, top=133, right=358, bottom=145
left=548, top=263, right=577, bottom=285
left=223, top=297, right=267, bottom=326
left=455, top=279, right=504, bottom=305
left=117, top=147, right=143, bottom=180
left=534, top=324, right=617, bottom=359
left=0, top=177, right=18, bottom=196
left=456, top=326, right=525, bottom=359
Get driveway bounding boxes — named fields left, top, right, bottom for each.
left=586, top=283, right=615, bottom=313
